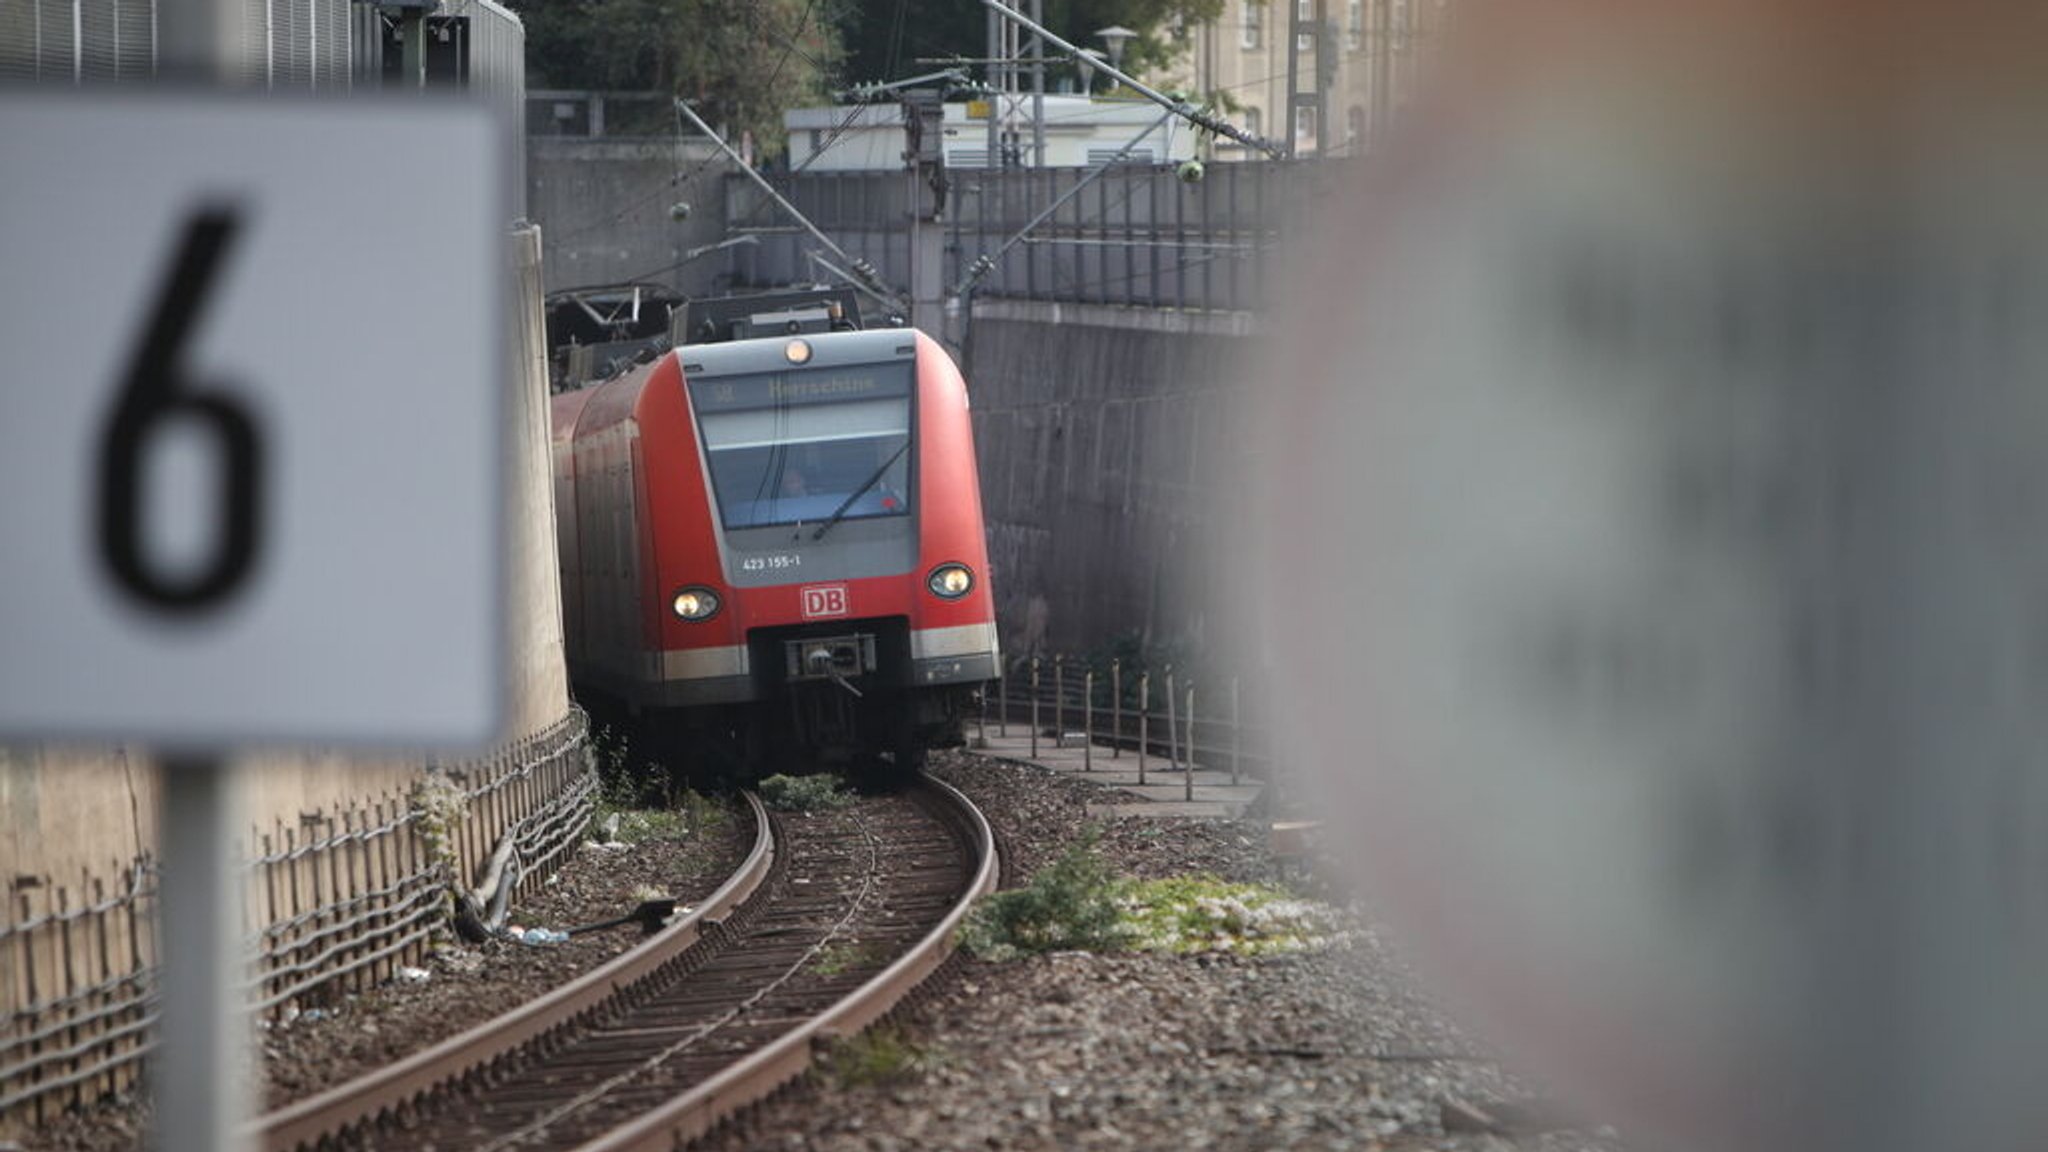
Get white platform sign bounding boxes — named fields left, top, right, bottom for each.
left=0, top=93, right=504, bottom=748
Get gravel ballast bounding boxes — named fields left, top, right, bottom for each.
left=702, top=750, right=1629, bottom=1152
left=259, top=798, right=753, bottom=1111
left=22, top=795, right=751, bottom=1152
left=24, top=752, right=1628, bottom=1151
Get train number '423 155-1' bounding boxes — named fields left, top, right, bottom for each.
left=739, top=552, right=802, bottom=573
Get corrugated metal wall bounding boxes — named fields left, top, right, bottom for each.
left=243, top=0, right=352, bottom=89
left=0, top=0, right=156, bottom=84
left=0, top=0, right=357, bottom=87
left=1, top=0, right=522, bottom=210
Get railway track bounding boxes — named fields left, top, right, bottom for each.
left=250, top=776, right=997, bottom=1152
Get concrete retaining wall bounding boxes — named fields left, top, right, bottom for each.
left=964, top=299, right=1258, bottom=666
left=526, top=136, right=737, bottom=297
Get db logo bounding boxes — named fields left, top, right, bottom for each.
left=801, top=584, right=848, bottom=619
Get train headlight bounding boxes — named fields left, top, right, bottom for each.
left=785, top=338, right=813, bottom=364
left=671, top=586, right=721, bottom=621
left=927, top=563, right=973, bottom=600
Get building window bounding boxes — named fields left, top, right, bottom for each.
left=1347, top=0, right=1362, bottom=50
left=1347, top=105, right=1365, bottom=151
left=1240, top=0, right=1262, bottom=50
left=1295, top=104, right=1316, bottom=144
left=1245, top=106, right=1263, bottom=142
left=1297, top=0, right=1313, bottom=51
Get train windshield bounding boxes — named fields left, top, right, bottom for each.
left=689, top=363, right=914, bottom=531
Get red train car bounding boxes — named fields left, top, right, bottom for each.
left=550, top=296, right=999, bottom=776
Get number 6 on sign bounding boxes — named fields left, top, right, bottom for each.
left=97, top=204, right=265, bottom=614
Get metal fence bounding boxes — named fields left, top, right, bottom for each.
left=980, top=655, right=1273, bottom=785
left=0, top=709, right=595, bottom=1131
left=724, top=159, right=1346, bottom=313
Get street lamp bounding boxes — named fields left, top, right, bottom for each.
left=1095, top=25, right=1137, bottom=70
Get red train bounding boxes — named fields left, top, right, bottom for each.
left=549, top=291, right=999, bottom=777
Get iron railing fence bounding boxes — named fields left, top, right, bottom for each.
left=723, top=159, right=1354, bottom=313
left=976, top=657, right=1273, bottom=786
left=0, top=709, right=594, bottom=1132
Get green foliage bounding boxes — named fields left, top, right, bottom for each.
left=592, top=724, right=729, bottom=819
left=588, top=726, right=731, bottom=843
left=411, top=772, right=468, bottom=876
left=960, top=838, right=1349, bottom=962
left=837, top=0, right=1223, bottom=90
left=1119, top=875, right=1348, bottom=955
left=592, top=806, right=689, bottom=844
left=591, top=724, right=657, bottom=809
left=410, top=771, right=470, bottom=925
left=810, top=938, right=889, bottom=975
left=758, top=773, right=856, bottom=813
left=511, top=0, right=843, bottom=158
left=815, top=1026, right=940, bottom=1088
left=958, top=832, right=1131, bottom=961
left=677, top=786, right=732, bottom=835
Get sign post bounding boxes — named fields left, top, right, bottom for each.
left=0, top=93, right=504, bottom=1152
left=155, top=757, right=242, bottom=1152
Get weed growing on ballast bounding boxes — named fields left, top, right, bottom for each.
left=1118, top=875, right=1349, bottom=955
left=958, top=831, right=1131, bottom=960
left=810, top=939, right=889, bottom=976
left=960, top=833, right=1351, bottom=960
left=757, top=773, right=854, bottom=813
left=678, top=787, right=730, bottom=834
left=815, top=1027, right=941, bottom=1088
left=590, top=787, right=728, bottom=845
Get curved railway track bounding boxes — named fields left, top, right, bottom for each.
left=250, top=776, right=997, bottom=1152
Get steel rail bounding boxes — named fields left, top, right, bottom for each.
left=249, top=791, right=775, bottom=1152
left=574, top=775, right=1000, bottom=1152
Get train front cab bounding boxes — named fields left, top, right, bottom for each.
left=657, top=328, right=998, bottom=773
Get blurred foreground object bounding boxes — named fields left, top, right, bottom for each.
left=1249, top=3, right=2048, bottom=1150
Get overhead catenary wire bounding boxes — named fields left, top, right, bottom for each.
left=674, top=98, right=906, bottom=312
left=548, top=0, right=842, bottom=250
left=612, top=234, right=763, bottom=288
left=805, top=250, right=909, bottom=314
left=541, top=100, right=741, bottom=249
left=952, top=107, right=1178, bottom=298
left=740, top=0, right=833, bottom=82
left=729, top=101, right=879, bottom=231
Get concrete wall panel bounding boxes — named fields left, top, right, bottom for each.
left=527, top=137, right=735, bottom=297
left=965, top=300, right=1256, bottom=667
left=507, top=225, right=572, bottom=735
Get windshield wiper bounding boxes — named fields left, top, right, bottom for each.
left=811, top=440, right=910, bottom=542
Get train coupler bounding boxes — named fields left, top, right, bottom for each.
left=784, top=633, right=878, bottom=696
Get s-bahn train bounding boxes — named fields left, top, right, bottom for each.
left=549, top=290, right=999, bottom=777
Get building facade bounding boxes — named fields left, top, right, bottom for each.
left=1160, top=0, right=1450, bottom=159
left=785, top=96, right=1200, bottom=172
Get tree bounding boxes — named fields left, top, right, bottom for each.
left=512, top=0, right=845, bottom=157
left=837, top=0, right=1224, bottom=89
